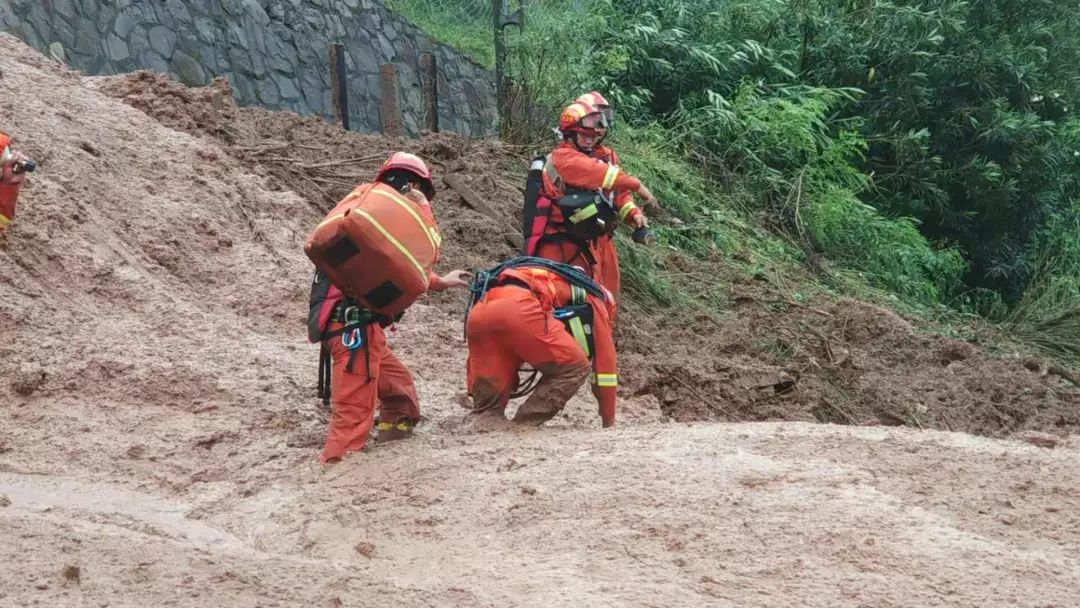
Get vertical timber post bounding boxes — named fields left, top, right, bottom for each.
left=492, top=0, right=508, bottom=138
left=420, top=52, right=439, bottom=133
left=379, top=63, right=404, bottom=137
left=492, top=1, right=523, bottom=139
left=329, top=44, right=349, bottom=130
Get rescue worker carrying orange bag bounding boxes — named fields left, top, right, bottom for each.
left=573, top=91, right=656, bottom=304
left=1, top=131, right=36, bottom=232
left=464, top=256, right=619, bottom=428
left=304, top=152, right=468, bottom=464
left=522, top=101, right=658, bottom=293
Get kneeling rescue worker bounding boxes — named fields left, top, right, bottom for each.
left=305, top=152, right=468, bottom=464
left=1, top=131, right=34, bottom=232
left=522, top=100, right=658, bottom=296
left=465, top=257, right=619, bottom=427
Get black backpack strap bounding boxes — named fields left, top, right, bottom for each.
left=317, top=345, right=332, bottom=407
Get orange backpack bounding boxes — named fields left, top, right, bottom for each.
left=304, top=182, right=441, bottom=317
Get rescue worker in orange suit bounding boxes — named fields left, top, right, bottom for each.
left=573, top=91, right=655, bottom=305
left=529, top=101, right=658, bottom=297
left=1, top=132, right=31, bottom=232
left=308, top=152, right=468, bottom=464
left=466, top=258, right=619, bottom=427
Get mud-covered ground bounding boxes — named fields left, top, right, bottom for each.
left=1, top=34, right=1078, bottom=607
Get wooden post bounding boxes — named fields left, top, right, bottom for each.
left=379, top=63, right=403, bottom=137
left=329, top=44, right=349, bottom=131
left=492, top=0, right=507, bottom=137
left=419, top=53, right=439, bottom=133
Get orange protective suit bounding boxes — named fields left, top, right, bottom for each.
left=590, top=144, right=643, bottom=305
left=0, top=132, right=23, bottom=232
left=536, top=142, right=644, bottom=296
left=466, top=265, right=619, bottom=426
left=321, top=319, right=422, bottom=462
left=317, top=268, right=447, bottom=463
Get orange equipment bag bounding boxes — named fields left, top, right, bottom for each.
left=304, top=182, right=441, bottom=317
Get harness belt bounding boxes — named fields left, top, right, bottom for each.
left=323, top=301, right=384, bottom=383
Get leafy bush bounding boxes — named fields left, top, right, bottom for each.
left=802, top=188, right=966, bottom=302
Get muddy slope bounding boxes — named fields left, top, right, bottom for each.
left=94, top=69, right=1080, bottom=439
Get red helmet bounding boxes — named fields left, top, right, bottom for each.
left=559, top=102, right=609, bottom=133
left=576, top=91, right=613, bottom=126
left=375, top=152, right=435, bottom=200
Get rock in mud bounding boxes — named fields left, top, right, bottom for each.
left=62, top=564, right=80, bottom=584
left=10, top=364, right=46, bottom=396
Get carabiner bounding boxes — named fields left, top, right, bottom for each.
left=342, top=327, right=365, bottom=350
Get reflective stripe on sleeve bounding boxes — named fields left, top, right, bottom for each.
left=594, top=373, right=618, bottom=387
left=601, top=165, right=619, bottom=190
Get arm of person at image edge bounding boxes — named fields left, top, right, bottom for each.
left=588, top=289, right=619, bottom=427
left=553, top=143, right=657, bottom=228
left=0, top=134, right=28, bottom=230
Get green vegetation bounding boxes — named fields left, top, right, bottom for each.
left=386, top=0, right=495, bottom=67
left=388, top=0, right=1080, bottom=361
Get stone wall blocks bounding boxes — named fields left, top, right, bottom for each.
left=130, top=25, right=152, bottom=58
left=243, top=0, right=271, bottom=26
left=95, top=6, right=115, bottom=35
left=147, top=25, right=177, bottom=58
left=103, top=33, right=129, bottom=62
left=1, top=0, right=497, bottom=136
left=113, top=11, right=136, bottom=38
left=72, top=17, right=98, bottom=54
left=273, top=71, right=301, bottom=100
left=220, top=0, right=245, bottom=17
left=164, top=0, right=194, bottom=23
left=194, top=17, right=218, bottom=43
left=75, top=0, right=98, bottom=19
left=225, top=21, right=249, bottom=49
left=141, top=50, right=170, bottom=73
left=172, top=50, right=207, bottom=85
left=48, top=41, right=65, bottom=62
left=256, top=76, right=281, bottom=105
left=53, top=0, right=77, bottom=24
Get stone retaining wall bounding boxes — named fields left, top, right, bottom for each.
left=0, top=0, right=497, bottom=136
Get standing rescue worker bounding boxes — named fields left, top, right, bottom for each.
left=465, top=257, right=619, bottom=427
left=527, top=101, right=658, bottom=291
left=573, top=91, right=653, bottom=304
left=308, top=153, right=468, bottom=464
left=1, top=132, right=31, bottom=232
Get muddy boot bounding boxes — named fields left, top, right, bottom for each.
left=376, top=419, right=415, bottom=443
left=513, top=361, right=590, bottom=426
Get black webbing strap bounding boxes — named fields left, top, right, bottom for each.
left=318, top=345, right=332, bottom=407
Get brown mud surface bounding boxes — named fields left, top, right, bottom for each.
left=2, top=35, right=1079, bottom=606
